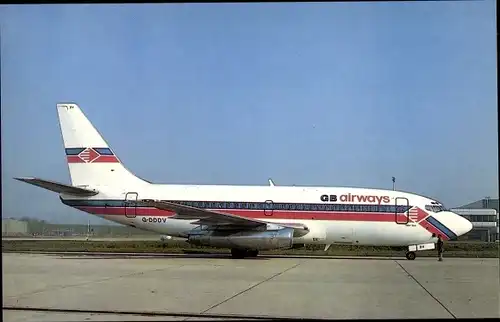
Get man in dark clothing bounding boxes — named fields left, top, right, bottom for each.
left=437, top=235, right=444, bottom=261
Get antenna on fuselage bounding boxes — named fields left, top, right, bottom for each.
left=392, top=177, right=396, bottom=191
left=268, top=178, right=275, bottom=187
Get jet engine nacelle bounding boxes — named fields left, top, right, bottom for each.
left=187, top=227, right=294, bottom=250
left=160, top=235, right=172, bottom=241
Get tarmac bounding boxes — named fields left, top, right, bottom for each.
left=2, top=253, right=499, bottom=321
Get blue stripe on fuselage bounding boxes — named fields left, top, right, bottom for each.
left=426, top=216, right=457, bottom=240
left=60, top=198, right=412, bottom=213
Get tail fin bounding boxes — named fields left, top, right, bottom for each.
left=57, top=103, right=149, bottom=187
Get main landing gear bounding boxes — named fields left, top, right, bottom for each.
left=405, top=251, right=416, bottom=260
left=231, top=248, right=259, bottom=259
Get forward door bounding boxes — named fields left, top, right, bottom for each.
left=395, top=197, right=409, bottom=225
left=264, top=200, right=274, bottom=216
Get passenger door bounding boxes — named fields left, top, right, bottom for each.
left=125, top=192, right=138, bottom=218
left=264, top=200, right=274, bottom=216
left=395, top=197, right=409, bottom=225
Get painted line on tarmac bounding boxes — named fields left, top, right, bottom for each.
left=394, top=260, right=457, bottom=319
left=2, top=306, right=327, bottom=321
left=201, top=262, right=301, bottom=314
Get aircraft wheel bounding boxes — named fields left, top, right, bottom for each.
left=405, top=251, right=416, bottom=260
left=247, top=250, right=259, bottom=257
left=231, top=248, right=247, bottom=259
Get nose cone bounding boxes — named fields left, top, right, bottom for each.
left=431, top=211, right=473, bottom=240
left=455, top=214, right=473, bottom=236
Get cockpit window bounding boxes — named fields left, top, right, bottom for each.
left=425, top=204, right=446, bottom=212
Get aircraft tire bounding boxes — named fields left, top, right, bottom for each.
left=231, top=248, right=247, bottom=259
left=405, top=251, right=416, bottom=260
left=247, top=250, right=259, bottom=257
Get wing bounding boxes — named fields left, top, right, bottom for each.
left=140, top=199, right=265, bottom=228
left=14, top=177, right=99, bottom=196
left=139, top=199, right=309, bottom=235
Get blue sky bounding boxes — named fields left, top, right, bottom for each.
left=1, top=2, right=497, bottom=224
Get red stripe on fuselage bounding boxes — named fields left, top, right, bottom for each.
left=409, top=207, right=429, bottom=222
left=75, top=206, right=412, bottom=222
left=418, top=219, right=450, bottom=241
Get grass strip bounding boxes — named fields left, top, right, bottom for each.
left=2, top=240, right=498, bottom=258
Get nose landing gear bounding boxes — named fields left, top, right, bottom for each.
left=405, top=242, right=435, bottom=260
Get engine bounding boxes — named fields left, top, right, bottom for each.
left=187, top=227, right=294, bottom=250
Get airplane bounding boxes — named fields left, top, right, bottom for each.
left=14, top=103, right=473, bottom=260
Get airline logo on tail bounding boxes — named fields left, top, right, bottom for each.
left=65, top=147, right=119, bottom=163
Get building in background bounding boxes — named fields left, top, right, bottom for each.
left=2, top=219, right=29, bottom=236
left=451, top=197, right=499, bottom=242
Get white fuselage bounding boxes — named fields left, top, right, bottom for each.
left=60, top=183, right=472, bottom=246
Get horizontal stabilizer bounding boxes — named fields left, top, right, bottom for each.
left=14, top=177, right=99, bottom=196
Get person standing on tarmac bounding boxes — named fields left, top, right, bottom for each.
left=437, top=235, right=444, bottom=261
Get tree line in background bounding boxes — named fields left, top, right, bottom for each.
left=5, top=217, right=157, bottom=237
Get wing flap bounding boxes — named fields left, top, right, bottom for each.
left=139, top=199, right=310, bottom=236
left=14, top=177, right=99, bottom=196
left=139, top=199, right=265, bottom=228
